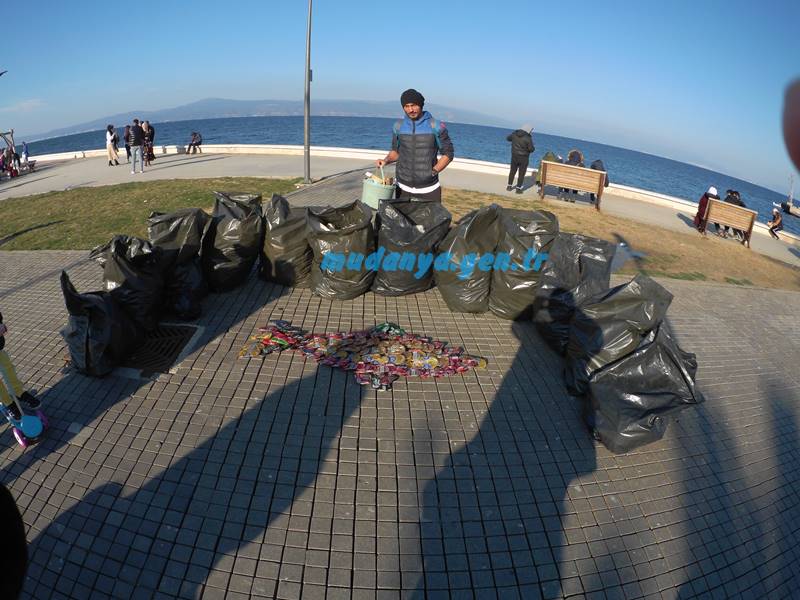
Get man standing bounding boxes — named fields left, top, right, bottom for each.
left=376, top=89, right=454, bottom=201
left=126, top=118, right=145, bottom=174
left=505, top=125, right=534, bottom=194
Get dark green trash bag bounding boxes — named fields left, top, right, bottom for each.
left=434, top=204, right=502, bottom=313
left=585, top=323, right=704, bottom=453
left=148, top=208, right=210, bottom=320
left=372, top=198, right=452, bottom=296
left=260, top=194, right=312, bottom=287
left=565, top=274, right=673, bottom=397
left=533, top=233, right=616, bottom=354
left=488, top=209, right=559, bottom=320
left=202, top=192, right=264, bottom=292
left=307, top=200, right=375, bottom=300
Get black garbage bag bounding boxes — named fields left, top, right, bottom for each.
left=564, top=275, right=673, bottom=397
left=260, top=194, right=312, bottom=287
left=489, top=209, right=559, bottom=320
left=434, top=204, right=503, bottom=313
left=202, top=192, right=264, bottom=292
left=307, top=201, right=376, bottom=300
left=585, top=323, right=704, bottom=453
left=372, top=199, right=452, bottom=296
left=533, top=233, right=616, bottom=354
left=148, top=208, right=210, bottom=320
left=59, top=271, right=142, bottom=377
left=94, top=235, right=164, bottom=331
left=148, top=208, right=209, bottom=268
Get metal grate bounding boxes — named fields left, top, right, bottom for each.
left=119, top=323, right=199, bottom=374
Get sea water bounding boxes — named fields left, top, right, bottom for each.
left=22, top=116, right=797, bottom=235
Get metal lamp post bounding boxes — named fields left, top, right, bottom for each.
left=303, top=0, right=312, bottom=184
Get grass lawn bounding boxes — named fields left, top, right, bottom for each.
left=1, top=178, right=798, bottom=291
left=442, top=189, right=800, bottom=292
left=0, top=177, right=299, bottom=251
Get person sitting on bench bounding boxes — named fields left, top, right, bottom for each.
left=187, top=132, right=203, bottom=155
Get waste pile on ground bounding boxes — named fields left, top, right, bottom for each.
left=434, top=204, right=502, bottom=313
left=372, top=199, right=451, bottom=296
left=260, top=194, right=312, bottom=287
left=148, top=208, right=209, bottom=320
left=202, top=192, right=264, bottom=292
left=240, top=320, right=487, bottom=390
left=585, top=322, right=703, bottom=453
left=89, top=235, right=165, bottom=331
left=533, top=233, right=616, bottom=354
left=307, top=200, right=375, bottom=300
left=60, top=271, right=142, bottom=377
left=489, top=208, right=558, bottom=320
left=530, top=234, right=705, bottom=453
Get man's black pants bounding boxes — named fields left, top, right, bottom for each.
left=507, top=156, right=529, bottom=187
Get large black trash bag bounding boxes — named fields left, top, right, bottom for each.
left=434, top=204, right=503, bottom=313
left=307, top=201, right=376, bottom=300
left=533, top=233, right=616, bottom=354
left=93, top=235, right=164, bottom=331
left=59, top=271, right=142, bottom=377
left=489, top=208, right=559, bottom=320
left=372, top=198, right=452, bottom=296
left=585, top=324, right=704, bottom=453
left=260, top=194, right=312, bottom=287
left=565, top=275, right=673, bottom=396
left=148, top=208, right=210, bottom=320
left=202, top=192, right=264, bottom=292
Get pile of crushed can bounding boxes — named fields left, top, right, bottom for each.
left=240, top=320, right=487, bottom=390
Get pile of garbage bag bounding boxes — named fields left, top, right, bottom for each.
left=60, top=271, right=142, bottom=377
left=372, top=199, right=451, bottom=296
left=202, top=192, right=264, bottom=292
left=307, top=200, right=376, bottom=300
left=148, top=208, right=209, bottom=320
left=528, top=235, right=704, bottom=453
left=260, top=194, right=312, bottom=287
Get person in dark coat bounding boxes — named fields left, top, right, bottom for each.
left=535, top=150, right=560, bottom=193
left=560, top=149, right=585, bottom=200
left=693, top=186, right=719, bottom=232
left=589, top=159, right=609, bottom=211
left=0, top=483, right=27, bottom=600
left=716, top=189, right=747, bottom=240
left=505, top=126, right=534, bottom=194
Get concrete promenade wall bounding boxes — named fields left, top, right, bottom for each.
left=29, top=144, right=800, bottom=244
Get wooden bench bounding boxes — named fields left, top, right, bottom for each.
left=701, top=199, right=757, bottom=248
left=539, top=160, right=606, bottom=203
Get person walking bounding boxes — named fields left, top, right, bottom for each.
left=105, top=125, right=120, bottom=166
left=505, top=126, right=534, bottom=194
left=375, top=89, right=454, bottom=202
left=126, top=119, right=145, bottom=174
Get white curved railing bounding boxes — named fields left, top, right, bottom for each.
left=25, top=144, right=799, bottom=244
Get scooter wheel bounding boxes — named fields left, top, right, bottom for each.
left=36, top=410, right=48, bottom=430
left=13, top=427, right=29, bottom=449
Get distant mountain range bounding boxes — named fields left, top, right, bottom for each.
left=32, top=98, right=514, bottom=140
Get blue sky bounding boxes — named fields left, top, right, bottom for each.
left=1, top=0, right=798, bottom=193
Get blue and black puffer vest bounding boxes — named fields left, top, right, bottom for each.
left=393, top=111, right=442, bottom=188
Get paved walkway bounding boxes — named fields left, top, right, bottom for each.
left=1, top=171, right=799, bottom=599
left=1, top=153, right=798, bottom=267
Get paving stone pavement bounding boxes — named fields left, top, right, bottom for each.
left=1, top=180, right=800, bottom=599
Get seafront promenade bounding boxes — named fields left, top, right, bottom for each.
left=1, top=151, right=800, bottom=599
left=2, top=146, right=799, bottom=267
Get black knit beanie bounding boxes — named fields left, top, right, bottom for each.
left=400, top=89, right=425, bottom=107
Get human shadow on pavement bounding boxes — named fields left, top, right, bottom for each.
left=673, top=373, right=800, bottom=597
left=676, top=213, right=697, bottom=230
left=25, top=366, right=366, bottom=599
left=413, top=318, right=599, bottom=598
